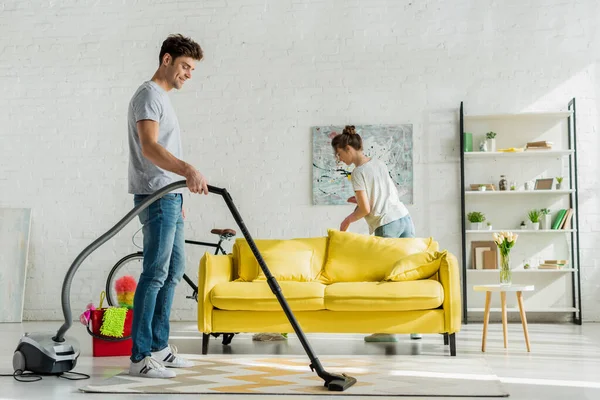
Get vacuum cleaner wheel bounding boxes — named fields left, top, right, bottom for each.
left=13, top=350, right=26, bottom=372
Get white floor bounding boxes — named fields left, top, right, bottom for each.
left=1, top=321, right=599, bottom=399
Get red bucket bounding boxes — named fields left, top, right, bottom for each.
left=88, top=308, right=133, bottom=357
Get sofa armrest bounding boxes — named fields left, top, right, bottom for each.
left=198, top=252, right=234, bottom=333
left=438, top=251, right=462, bottom=333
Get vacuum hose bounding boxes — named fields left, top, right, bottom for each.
left=53, top=180, right=223, bottom=342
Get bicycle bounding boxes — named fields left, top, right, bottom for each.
left=105, top=227, right=238, bottom=345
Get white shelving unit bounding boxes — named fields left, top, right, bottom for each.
left=458, top=100, right=582, bottom=325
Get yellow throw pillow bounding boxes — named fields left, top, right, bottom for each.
left=384, top=250, right=446, bottom=282
left=321, top=229, right=437, bottom=283
left=253, top=249, right=314, bottom=282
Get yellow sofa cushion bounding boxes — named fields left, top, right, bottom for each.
left=384, top=250, right=446, bottom=282
left=253, top=249, right=314, bottom=282
left=324, top=281, right=444, bottom=311
left=320, top=229, right=438, bottom=283
left=210, top=282, right=326, bottom=311
left=234, top=237, right=327, bottom=282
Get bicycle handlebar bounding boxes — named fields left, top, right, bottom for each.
left=54, top=180, right=227, bottom=342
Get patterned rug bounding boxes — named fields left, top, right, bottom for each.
left=80, top=354, right=508, bottom=397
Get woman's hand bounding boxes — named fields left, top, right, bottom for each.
left=340, top=216, right=351, bottom=231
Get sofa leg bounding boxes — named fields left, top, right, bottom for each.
left=202, top=333, right=210, bottom=355
left=449, top=333, right=456, bottom=356
left=443, top=333, right=449, bottom=345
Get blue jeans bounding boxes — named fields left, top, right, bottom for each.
left=130, top=193, right=185, bottom=362
left=374, top=214, right=415, bottom=238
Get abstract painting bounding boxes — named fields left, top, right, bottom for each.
left=312, top=125, right=413, bottom=205
left=0, top=208, right=32, bottom=322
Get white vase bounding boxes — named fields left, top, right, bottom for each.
left=486, top=138, right=496, bottom=152
left=543, top=215, right=552, bottom=230
left=470, top=222, right=482, bottom=230
left=531, top=222, right=540, bottom=230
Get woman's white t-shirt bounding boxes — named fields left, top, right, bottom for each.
left=351, top=159, right=409, bottom=234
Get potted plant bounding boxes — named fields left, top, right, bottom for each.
left=467, top=211, right=486, bottom=230
left=478, top=185, right=486, bottom=192
left=486, top=131, right=497, bottom=152
left=556, top=176, right=564, bottom=190
left=528, top=209, right=541, bottom=230
left=487, top=221, right=493, bottom=230
left=520, top=220, right=527, bottom=230
left=540, top=208, right=551, bottom=230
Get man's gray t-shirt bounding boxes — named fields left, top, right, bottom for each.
left=128, top=80, right=183, bottom=194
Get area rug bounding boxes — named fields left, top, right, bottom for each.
left=80, top=354, right=509, bottom=397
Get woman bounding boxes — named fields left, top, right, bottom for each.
left=332, top=125, right=421, bottom=342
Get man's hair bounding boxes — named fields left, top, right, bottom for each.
left=159, top=34, right=203, bottom=65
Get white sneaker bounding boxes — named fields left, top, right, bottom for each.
left=151, top=344, right=194, bottom=368
left=129, top=356, right=176, bottom=379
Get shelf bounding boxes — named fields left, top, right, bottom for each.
left=467, top=268, right=576, bottom=273
left=464, top=150, right=574, bottom=158
left=468, top=307, right=578, bottom=313
left=465, top=190, right=574, bottom=196
left=464, top=111, right=572, bottom=121
left=467, top=229, right=575, bottom=234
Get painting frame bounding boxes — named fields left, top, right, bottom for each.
left=311, top=124, right=413, bottom=206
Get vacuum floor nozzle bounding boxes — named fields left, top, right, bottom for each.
left=322, top=372, right=358, bottom=391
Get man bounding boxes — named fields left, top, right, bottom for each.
left=127, top=34, right=208, bottom=378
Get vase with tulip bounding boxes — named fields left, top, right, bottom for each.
left=493, top=231, right=518, bottom=285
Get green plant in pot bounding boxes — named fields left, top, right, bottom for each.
left=467, top=211, right=486, bottom=230
left=528, top=209, right=541, bottom=230
left=485, top=131, right=497, bottom=152
left=555, top=176, right=564, bottom=190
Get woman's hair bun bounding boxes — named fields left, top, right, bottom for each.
left=343, top=125, right=356, bottom=135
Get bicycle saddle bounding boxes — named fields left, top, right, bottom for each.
left=211, top=228, right=236, bottom=236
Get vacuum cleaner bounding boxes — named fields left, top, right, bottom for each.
left=13, top=180, right=357, bottom=391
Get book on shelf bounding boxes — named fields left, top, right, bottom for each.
left=551, top=208, right=573, bottom=230
left=526, top=141, right=553, bottom=150
left=538, top=259, right=569, bottom=269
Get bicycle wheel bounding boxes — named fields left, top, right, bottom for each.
left=106, top=252, right=143, bottom=307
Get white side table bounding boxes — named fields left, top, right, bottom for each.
left=473, top=284, right=535, bottom=352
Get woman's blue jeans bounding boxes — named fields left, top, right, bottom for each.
left=374, top=214, right=416, bottom=238
left=130, top=193, right=185, bottom=362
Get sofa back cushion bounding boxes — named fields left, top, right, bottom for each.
left=320, top=229, right=439, bottom=283
left=253, top=249, right=314, bottom=282
left=233, top=237, right=327, bottom=282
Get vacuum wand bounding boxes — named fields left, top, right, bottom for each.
left=53, top=180, right=356, bottom=391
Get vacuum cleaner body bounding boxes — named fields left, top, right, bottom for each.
left=13, top=332, right=80, bottom=375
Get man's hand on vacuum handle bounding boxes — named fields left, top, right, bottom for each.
left=137, top=120, right=209, bottom=195
left=184, top=165, right=208, bottom=195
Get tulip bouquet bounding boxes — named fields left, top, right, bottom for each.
left=493, top=231, right=518, bottom=285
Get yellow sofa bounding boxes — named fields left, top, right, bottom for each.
left=197, top=229, right=462, bottom=356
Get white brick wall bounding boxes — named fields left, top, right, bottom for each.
left=1, top=0, right=599, bottom=321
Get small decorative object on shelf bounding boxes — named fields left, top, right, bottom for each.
left=479, top=140, right=488, bottom=152
left=478, top=185, right=486, bottom=192
left=524, top=262, right=531, bottom=270
left=510, top=181, right=517, bottom=191
left=520, top=220, right=527, bottom=230
left=524, top=180, right=532, bottom=191
left=486, top=131, right=497, bottom=152
left=528, top=209, right=541, bottom=230
left=487, top=222, right=493, bottom=230
left=467, top=211, right=486, bottom=230
left=540, top=208, right=551, bottom=230
left=555, top=176, right=563, bottom=190
left=499, top=175, right=508, bottom=191
left=493, top=231, right=518, bottom=285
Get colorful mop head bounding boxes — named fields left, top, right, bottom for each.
left=115, top=275, right=137, bottom=309
left=100, top=307, right=128, bottom=338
